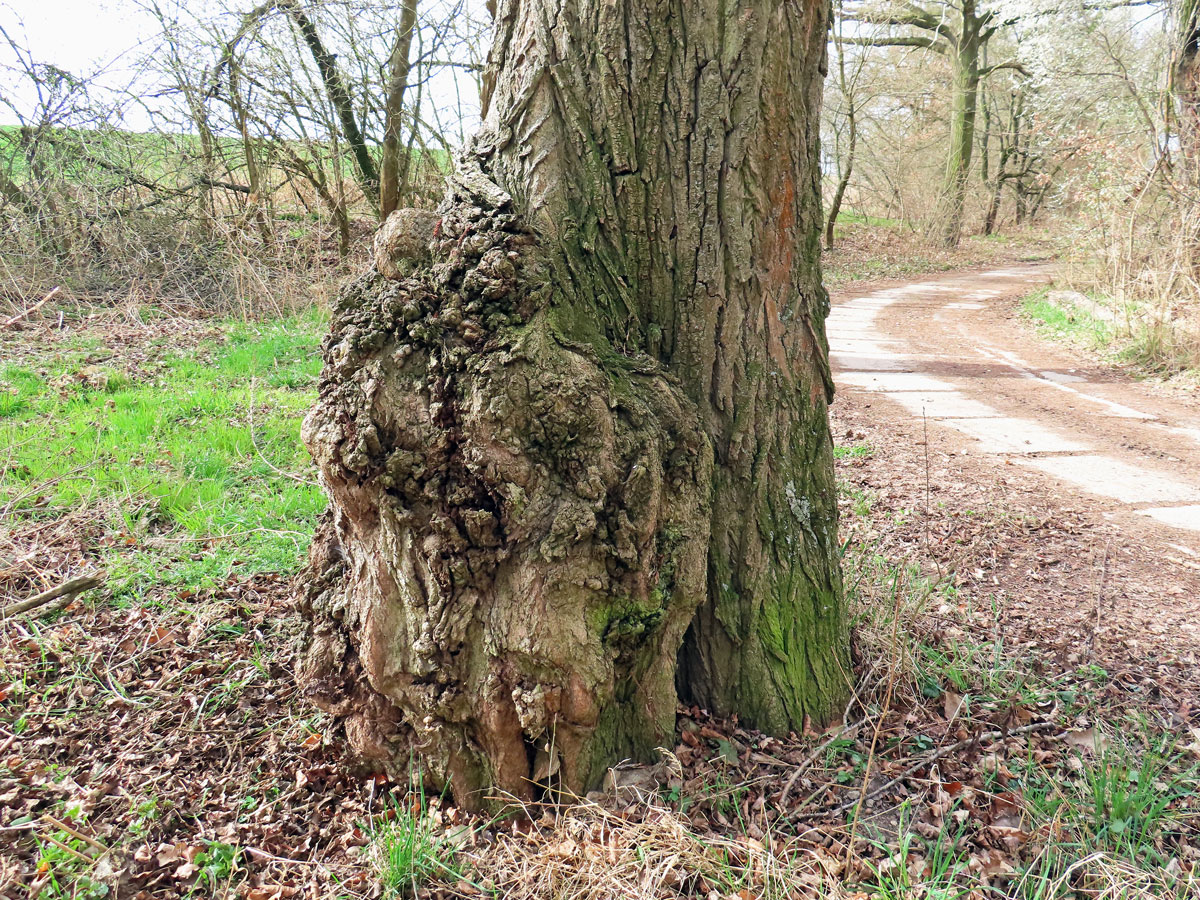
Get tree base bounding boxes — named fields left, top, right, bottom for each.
left=297, top=172, right=712, bottom=807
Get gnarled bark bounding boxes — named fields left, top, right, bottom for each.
left=299, top=0, right=849, bottom=808
left=301, top=176, right=712, bottom=802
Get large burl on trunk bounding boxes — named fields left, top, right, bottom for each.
left=299, top=0, right=850, bottom=808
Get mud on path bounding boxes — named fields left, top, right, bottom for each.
left=829, top=265, right=1200, bottom=717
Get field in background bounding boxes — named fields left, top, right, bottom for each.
left=0, top=124, right=450, bottom=318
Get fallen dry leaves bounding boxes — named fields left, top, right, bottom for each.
left=1, top=301, right=1198, bottom=899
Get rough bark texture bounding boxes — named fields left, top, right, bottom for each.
left=939, top=2, right=982, bottom=248
left=299, top=0, right=848, bottom=808
left=1176, top=0, right=1200, bottom=176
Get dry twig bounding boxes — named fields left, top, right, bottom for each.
left=0, top=573, right=103, bottom=619
left=799, top=720, right=1060, bottom=820
left=1, top=286, right=60, bottom=330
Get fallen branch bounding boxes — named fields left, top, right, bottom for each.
left=1, top=574, right=103, bottom=619
left=1, top=286, right=61, bottom=330
left=38, top=833, right=94, bottom=864
left=777, top=717, right=867, bottom=812
left=41, top=815, right=107, bottom=854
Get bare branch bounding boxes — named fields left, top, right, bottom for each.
left=836, top=35, right=947, bottom=52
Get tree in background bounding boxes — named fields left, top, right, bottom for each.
left=978, top=65, right=1032, bottom=234
left=380, top=0, right=421, bottom=218
left=825, top=0, right=873, bottom=249
left=841, top=0, right=1027, bottom=247
left=298, top=0, right=849, bottom=807
left=205, top=0, right=479, bottom=224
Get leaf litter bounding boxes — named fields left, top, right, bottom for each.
left=0, top=308, right=1198, bottom=898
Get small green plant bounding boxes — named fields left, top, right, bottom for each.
left=699, top=769, right=751, bottom=820
left=372, top=797, right=462, bottom=897
left=190, top=841, right=242, bottom=896
left=128, top=796, right=162, bottom=838
left=838, top=481, right=876, bottom=517
left=865, top=806, right=974, bottom=900
left=35, top=842, right=108, bottom=899
left=1011, top=847, right=1072, bottom=900
left=834, top=442, right=874, bottom=460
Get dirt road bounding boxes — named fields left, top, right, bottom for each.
left=828, top=265, right=1200, bottom=706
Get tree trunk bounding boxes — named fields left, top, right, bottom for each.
left=1175, top=0, right=1200, bottom=177
left=1027, top=179, right=1049, bottom=222
left=938, top=7, right=982, bottom=248
left=228, top=65, right=274, bottom=246
left=379, top=0, right=420, bottom=218
left=282, top=0, right=379, bottom=203
left=984, top=144, right=1011, bottom=237
left=983, top=170, right=1004, bottom=236
left=825, top=110, right=856, bottom=251
left=826, top=3, right=857, bottom=252
left=1014, top=180, right=1029, bottom=224
left=299, top=0, right=848, bottom=809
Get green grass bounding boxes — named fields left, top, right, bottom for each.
left=835, top=208, right=902, bottom=228
left=1019, top=732, right=1198, bottom=866
left=834, top=442, right=873, bottom=460
left=1021, top=287, right=1113, bottom=347
left=865, top=805, right=973, bottom=900
left=840, top=533, right=1200, bottom=898
left=372, top=795, right=465, bottom=898
left=1023, top=286, right=1200, bottom=376
left=0, top=312, right=327, bottom=603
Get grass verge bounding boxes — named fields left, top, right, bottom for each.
left=1022, top=284, right=1200, bottom=377
left=0, top=311, right=326, bottom=606
left=1020, top=287, right=1113, bottom=350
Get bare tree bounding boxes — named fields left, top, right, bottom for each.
left=825, top=0, right=873, bottom=249
left=380, top=0, right=420, bottom=217
left=0, top=0, right=483, bottom=307
left=840, top=0, right=1027, bottom=247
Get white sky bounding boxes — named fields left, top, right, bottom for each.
left=0, top=0, right=483, bottom=135
left=2, top=0, right=157, bottom=71
left=2, top=0, right=188, bottom=128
